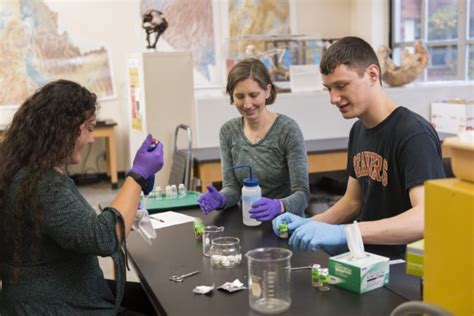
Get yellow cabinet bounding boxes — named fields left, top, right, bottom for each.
left=424, top=179, right=474, bottom=315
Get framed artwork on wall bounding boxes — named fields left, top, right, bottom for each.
left=0, top=0, right=115, bottom=107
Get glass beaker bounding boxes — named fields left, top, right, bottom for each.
left=246, top=247, right=293, bottom=314
left=202, top=225, right=224, bottom=257
left=209, top=237, right=242, bottom=268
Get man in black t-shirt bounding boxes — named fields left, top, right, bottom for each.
left=272, top=36, right=445, bottom=258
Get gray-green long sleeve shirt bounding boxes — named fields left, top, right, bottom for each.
left=219, top=114, right=309, bottom=215
left=1, top=169, right=125, bottom=315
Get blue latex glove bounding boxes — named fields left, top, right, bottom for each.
left=289, top=220, right=346, bottom=251
left=272, top=213, right=310, bottom=236
left=130, top=134, right=164, bottom=179
left=197, top=185, right=227, bottom=215
left=249, top=198, right=282, bottom=221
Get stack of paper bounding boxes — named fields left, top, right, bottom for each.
left=149, top=211, right=195, bottom=229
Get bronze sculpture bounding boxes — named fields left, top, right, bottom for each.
left=142, top=9, right=168, bottom=49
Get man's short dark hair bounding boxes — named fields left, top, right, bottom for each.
left=320, top=36, right=382, bottom=84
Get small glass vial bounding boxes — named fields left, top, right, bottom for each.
left=318, top=268, right=331, bottom=292
left=140, top=192, right=147, bottom=209
left=279, top=219, right=289, bottom=238
left=165, top=185, right=172, bottom=199
left=202, top=225, right=224, bottom=257
left=209, top=237, right=241, bottom=268
left=178, top=183, right=186, bottom=198
left=147, top=191, right=155, bottom=199
left=155, top=186, right=162, bottom=200
left=311, top=264, right=322, bottom=288
left=171, top=184, right=178, bottom=199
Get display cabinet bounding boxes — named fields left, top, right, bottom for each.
left=127, top=52, right=197, bottom=188
left=226, top=35, right=337, bottom=81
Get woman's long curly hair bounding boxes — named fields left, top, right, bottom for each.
left=0, top=80, right=97, bottom=281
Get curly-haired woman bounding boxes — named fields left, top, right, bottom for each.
left=0, top=80, right=163, bottom=315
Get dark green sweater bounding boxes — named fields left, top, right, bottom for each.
left=1, top=169, right=125, bottom=315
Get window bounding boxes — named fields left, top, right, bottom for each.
left=391, top=0, right=474, bottom=81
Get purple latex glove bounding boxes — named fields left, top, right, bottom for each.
left=249, top=198, right=282, bottom=221
left=197, top=185, right=227, bottom=215
left=130, top=134, right=164, bottom=179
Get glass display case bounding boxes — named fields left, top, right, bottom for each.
left=226, top=35, right=338, bottom=81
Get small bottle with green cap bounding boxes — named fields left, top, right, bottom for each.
left=279, top=219, right=289, bottom=238
left=311, top=264, right=322, bottom=288
left=193, top=218, right=205, bottom=240
left=318, top=268, right=331, bottom=292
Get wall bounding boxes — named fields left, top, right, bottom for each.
left=195, top=82, right=474, bottom=148
left=1, top=0, right=354, bottom=175
left=1, top=0, right=471, bottom=176
left=0, top=0, right=143, bottom=175
left=350, top=0, right=389, bottom=47
left=294, top=0, right=389, bottom=47
left=46, top=0, right=143, bottom=175
left=294, top=0, right=352, bottom=38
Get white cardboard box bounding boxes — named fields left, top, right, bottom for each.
left=431, top=102, right=468, bottom=134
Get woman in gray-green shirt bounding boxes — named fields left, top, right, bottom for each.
left=0, top=80, right=163, bottom=315
left=198, top=58, right=309, bottom=220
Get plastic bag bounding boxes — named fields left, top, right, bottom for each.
left=133, top=208, right=157, bottom=245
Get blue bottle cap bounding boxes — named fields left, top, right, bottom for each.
left=243, top=177, right=259, bottom=187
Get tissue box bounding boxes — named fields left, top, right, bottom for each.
left=328, top=252, right=389, bottom=294
left=406, top=240, right=424, bottom=277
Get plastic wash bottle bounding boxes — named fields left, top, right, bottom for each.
left=233, top=165, right=261, bottom=226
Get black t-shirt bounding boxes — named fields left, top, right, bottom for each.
left=347, top=107, right=445, bottom=258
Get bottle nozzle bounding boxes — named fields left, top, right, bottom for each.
left=231, top=165, right=258, bottom=187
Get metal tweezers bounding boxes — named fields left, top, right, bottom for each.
left=290, top=265, right=313, bottom=271
left=169, top=270, right=199, bottom=282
